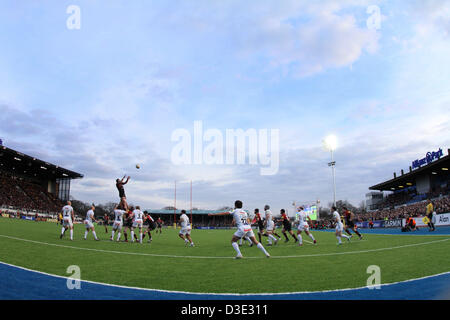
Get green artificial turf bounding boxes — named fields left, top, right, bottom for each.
left=0, top=218, right=449, bottom=294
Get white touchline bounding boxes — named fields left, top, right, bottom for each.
left=0, top=260, right=449, bottom=296
left=0, top=234, right=448, bottom=259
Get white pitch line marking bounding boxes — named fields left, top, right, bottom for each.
left=0, top=234, right=449, bottom=259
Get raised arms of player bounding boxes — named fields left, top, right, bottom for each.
left=121, top=176, right=130, bottom=184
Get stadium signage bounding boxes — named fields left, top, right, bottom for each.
left=384, top=219, right=402, bottom=228
left=411, top=148, right=443, bottom=169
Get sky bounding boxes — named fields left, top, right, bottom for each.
left=1, top=0, right=449, bottom=215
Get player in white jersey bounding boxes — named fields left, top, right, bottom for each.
left=178, top=210, right=194, bottom=247
left=263, top=205, right=278, bottom=246
left=209, top=200, right=270, bottom=259
left=111, top=205, right=125, bottom=242
left=60, top=201, right=75, bottom=240
left=296, top=206, right=317, bottom=246
left=130, top=206, right=145, bottom=243
left=332, top=206, right=350, bottom=245
left=84, top=204, right=99, bottom=241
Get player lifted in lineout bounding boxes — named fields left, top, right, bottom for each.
left=60, top=201, right=75, bottom=241
left=116, top=175, right=130, bottom=211
left=296, top=206, right=317, bottom=246
left=178, top=210, right=195, bottom=247
left=209, top=200, right=270, bottom=259
left=84, top=204, right=100, bottom=241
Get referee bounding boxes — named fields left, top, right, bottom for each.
left=426, top=199, right=436, bottom=232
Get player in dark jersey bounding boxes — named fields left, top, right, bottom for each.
left=343, top=207, right=362, bottom=240
left=143, top=211, right=155, bottom=243
left=280, top=209, right=298, bottom=243
left=103, top=213, right=110, bottom=233
left=252, top=208, right=265, bottom=243
left=116, top=176, right=130, bottom=211
left=122, top=206, right=134, bottom=242
left=156, top=217, right=163, bottom=234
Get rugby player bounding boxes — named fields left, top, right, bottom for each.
left=252, top=208, right=265, bottom=243
left=60, top=201, right=75, bottom=241
left=332, top=206, right=350, bottom=245
left=131, top=206, right=144, bottom=243
left=103, top=212, right=110, bottom=233
left=111, top=205, right=125, bottom=241
left=116, top=175, right=130, bottom=211
left=156, top=217, right=164, bottom=234
left=296, top=206, right=317, bottom=246
left=122, top=206, right=134, bottom=242
left=178, top=210, right=194, bottom=247
left=209, top=200, right=270, bottom=259
left=263, top=205, right=278, bottom=246
left=342, top=207, right=363, bottom=240
left=144, top=211, right=155, bottom=243
left=84, top=204, right=99, bottom=241
left=280, top=209, right=298, bottom=243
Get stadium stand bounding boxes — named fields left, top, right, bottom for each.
left=0, top=173, right=63, bottom=213
left=356, top=195, right=450, bottom=221
left=0, top=145, right=82, bottom=215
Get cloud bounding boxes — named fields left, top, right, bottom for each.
left=228, top=1, right=380, bottom=77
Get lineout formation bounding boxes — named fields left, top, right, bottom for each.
left=59, top=177, right=365, bottom=259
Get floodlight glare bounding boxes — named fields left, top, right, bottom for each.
left=324, top=135, right=338, bottom=151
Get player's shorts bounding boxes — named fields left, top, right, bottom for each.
left=84, top=221, right=94, bottom=229
left=113, top=221, right=123, bottom=230
left=132, top=219, right=143, bottom=228
left=283, top=222, right=292, bottom=231
left=146, top=221, right=156, bottom=230
left=346, top=220, right=355, bottom=228
left=335, top=222, right=344, bottom=232
left=234, top=225, right=255, bottom=239
left=157, top=223, right=162, bottom=228
left=297, top=223, right=309, bottom=232
left=119, top=190, right=126, bottom=199
left=124, top=219, right=132, bottom=228
left=62, top=218, right=73, bottom=228
left=179, top=225, right=192, bottom=235
left=257, top=221, right=264, bottom=232
left=266, top=221, right=275, bottom=231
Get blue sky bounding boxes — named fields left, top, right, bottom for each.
left=1, top=0, right=449, bottom=215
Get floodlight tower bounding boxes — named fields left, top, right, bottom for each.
left=323, top=135, right=337, bottom=207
